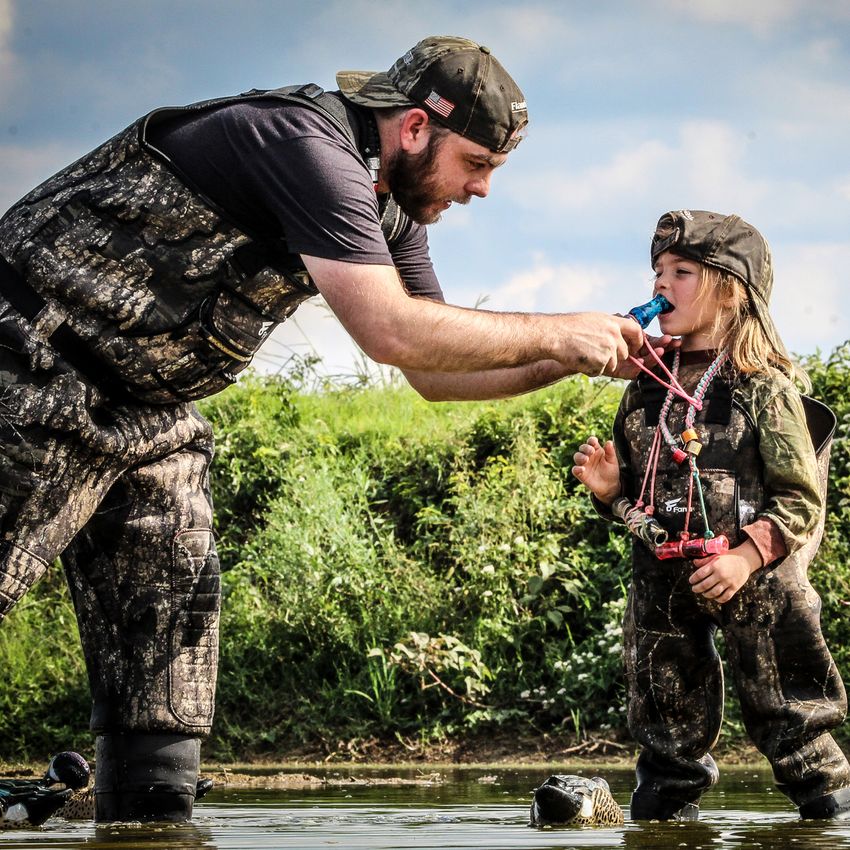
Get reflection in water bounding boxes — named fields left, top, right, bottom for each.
left=622, top=818, right=850, bottom=850
left=88, top=821, right=216, bottom=849
left=0, top=767, right=847, bottom=849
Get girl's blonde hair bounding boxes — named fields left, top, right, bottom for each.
left=700, top=266, right=811, bottom=392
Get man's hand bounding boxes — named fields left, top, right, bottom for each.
left=690, top=539, right=763, bottom=604
left=552, top=313, right=644, bottom=378
left=571, top=436, right=621, bottom=505
left=606, top=332, right=680, bottom=380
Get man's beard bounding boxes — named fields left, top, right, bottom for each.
left=384, top=134, right=468, bottom=225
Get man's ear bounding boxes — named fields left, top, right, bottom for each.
left=398, top=108, right=431, bottom=154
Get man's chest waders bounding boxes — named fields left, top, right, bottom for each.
left=617, top=363, right=850, bottom=820
left=0, top=85, right=401, bottom=822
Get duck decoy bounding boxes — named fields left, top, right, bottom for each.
left=530, top=774, right=624, bottom=826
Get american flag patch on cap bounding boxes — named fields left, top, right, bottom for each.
left=425, top=90, right=455, bottom=118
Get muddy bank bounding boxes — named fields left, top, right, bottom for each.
left=0, top=733, right=767, bottom=789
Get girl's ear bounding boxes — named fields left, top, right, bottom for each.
left=720, top=280, right=746, bottom=312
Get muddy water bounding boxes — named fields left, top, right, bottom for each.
left=2, top=765, right=850, bottom=849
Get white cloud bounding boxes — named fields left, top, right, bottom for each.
left=516, top=120, right=769, bottom=225
left=772, top=243, right=850, bottom=355
left=652, top=0, right=804, bottom=33
left=803, top=37, right=843, bottom=66
left=291, top=0, right=573, bottom=82
left=0, top=142, right=85, bottom=211
left=486, top=256, right=619, bottom=313
left=523, top=139, right=670, bottom=212
left=260, top=296, right=369, bottom=379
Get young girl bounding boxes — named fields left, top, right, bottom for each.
left=573, top=210, right=850, bottom=821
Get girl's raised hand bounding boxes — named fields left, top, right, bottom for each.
left=572, top=436, right=620, bottom=505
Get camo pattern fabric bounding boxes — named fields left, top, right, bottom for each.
left=0, top=291, right=220, bottom=734
left=0, top=107, right=316, bottom=404
left=612, top=355, right=850, bottom=809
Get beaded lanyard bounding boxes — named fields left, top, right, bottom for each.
left=635, top=350, right=729, bottom=541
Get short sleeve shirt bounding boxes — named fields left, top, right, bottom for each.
left=146, top=93, right=443, bottom=301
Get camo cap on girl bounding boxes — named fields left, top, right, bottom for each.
left=651, top=209, right=781, bottom=350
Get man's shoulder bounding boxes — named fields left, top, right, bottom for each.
left=214, top=90, right=357, bottom=144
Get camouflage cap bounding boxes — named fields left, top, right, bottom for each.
left=336, top=35, right=528, bottom=153
left=650, top=209, right=782, bottom=348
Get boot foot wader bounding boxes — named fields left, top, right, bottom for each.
left=94, top=733, right=200, bottom=822
left=629, top=790, right=699, bottom=821
left=629, top=750, right=718, bottom=821
left=798, top=786, right=850, bottom=820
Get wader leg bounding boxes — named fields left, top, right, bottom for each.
left=724, top=564, right=850, bottom=815
left=94, top=732, right=200, bottom=822
left=624, top=560, right=723, bottom=820
left=63, top=441, right=220, bottom=823
left=0, top=363, right=121, bottom=621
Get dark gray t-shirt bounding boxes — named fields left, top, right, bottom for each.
left=147, top=94, right=443, bottom=301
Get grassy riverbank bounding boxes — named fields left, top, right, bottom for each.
left=0, top=344, right=847, bottom=764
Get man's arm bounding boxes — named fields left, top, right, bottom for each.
left=401, top=360, right=571, bottom=401
left=302, top=255, right=644, bottom=379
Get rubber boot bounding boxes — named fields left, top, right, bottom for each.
left=629, top=750, right=718, bottom=821
left=94, top=732, right=200, bottom=823
left=630, top=789, right=699, bottom=821
left=799, top=787, right=850, bottom=820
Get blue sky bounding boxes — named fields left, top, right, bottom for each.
left=1, top=0, right=848, bottom=379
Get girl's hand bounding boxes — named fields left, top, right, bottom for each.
left=690, top=540, right=763, bottom=604
left=572, top=436, right=620, bottom=505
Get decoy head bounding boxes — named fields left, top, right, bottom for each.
left=44, top=752, right=91, bottom=790
left=530, top=774, right=608, bottom=826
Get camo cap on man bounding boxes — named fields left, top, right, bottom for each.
left=337, top=35, right=528, bottom=153
left=651, top=209, right=782, bottom=349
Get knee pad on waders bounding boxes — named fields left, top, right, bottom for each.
left=94, top=732, right=200, bottom=823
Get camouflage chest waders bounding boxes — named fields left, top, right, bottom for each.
left=0, top=85, right=397, bottom=821
left=617, top=361, right=850, bottom=820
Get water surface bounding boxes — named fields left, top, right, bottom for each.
left=2, top=765, right=849, bottom=849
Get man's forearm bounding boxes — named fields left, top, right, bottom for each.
left=303, top=256, right=640, bottom=377
left=402, top=359, right=570, bottom=401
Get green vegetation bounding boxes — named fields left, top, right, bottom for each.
left=0, top=344, right=847, bottom=762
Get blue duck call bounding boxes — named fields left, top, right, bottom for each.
left=627, top=294, right=672, bottom=329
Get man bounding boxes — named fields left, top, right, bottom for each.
left=0, top=36, right=646, bottom=822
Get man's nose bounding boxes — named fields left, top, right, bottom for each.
left=466, top=173, right=491, bottom=198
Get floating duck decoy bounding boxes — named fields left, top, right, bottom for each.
left=530, top=774, right=624, bottom=827
left=0, top=781, right=72, bottom=829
